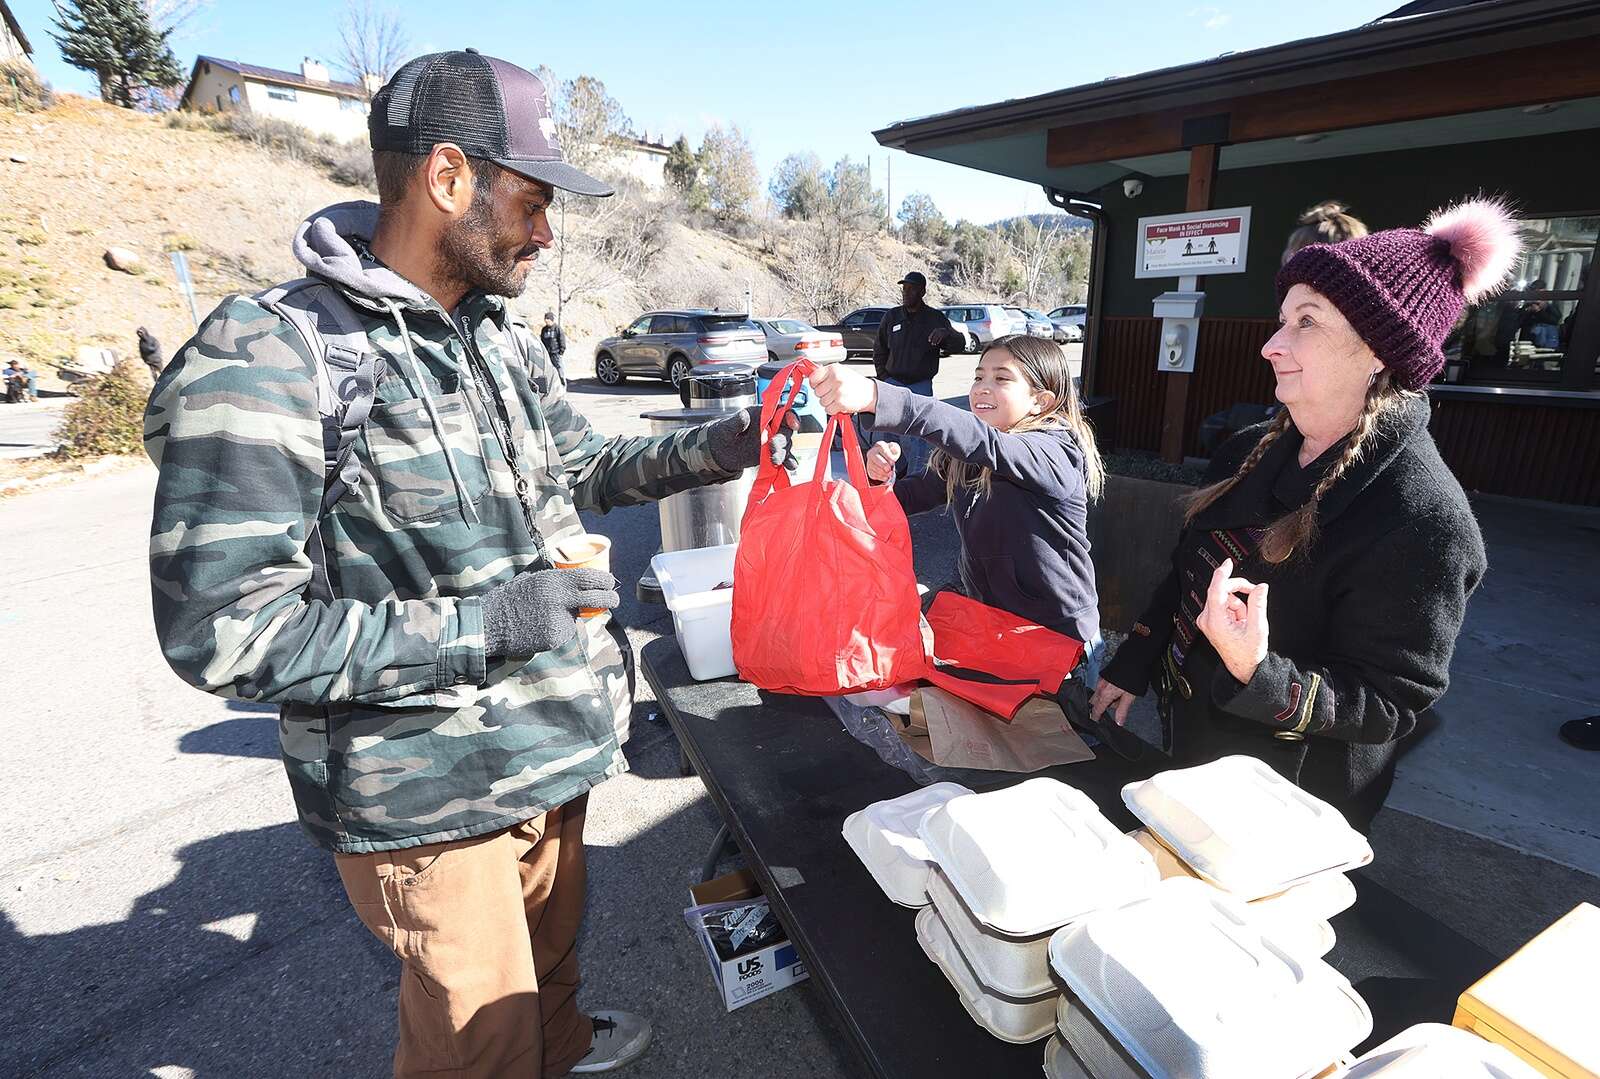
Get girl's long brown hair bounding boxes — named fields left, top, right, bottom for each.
left=929, top=334, right=1104, bottom=504
left=1183, top=370, right=1414, bottom=562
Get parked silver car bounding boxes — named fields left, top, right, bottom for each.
left=941, top=304, right=1027, bottom=351
left=1048, top=304, right=1087, bottom=342
left=592, top=309, right=766, bottom=387
left=753, top=318, right=847, bottom=365
left=1017, top=304, right=1056, bottom=337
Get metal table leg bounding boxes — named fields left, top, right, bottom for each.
left=699, top=822, right=732, bottom=883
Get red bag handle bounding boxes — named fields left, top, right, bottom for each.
left=808, top=411, right=870, bottom=507
left=746, top=359, right=813, bottom=512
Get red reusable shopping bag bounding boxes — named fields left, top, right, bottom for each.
left=924, top=591, right=1085, bottom=720
left=731, top=360, right=927, bottom=695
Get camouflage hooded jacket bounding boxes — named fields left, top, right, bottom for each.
left=146, top=201, right=738, bottom=853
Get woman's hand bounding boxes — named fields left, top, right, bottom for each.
left=865, top=442, right=900, bottom=484
left=1196, top=558, right=1270, bottom=684
left=1089, top=678, right=1139, bottom=727
left=809, top=363, right=878, bottom=415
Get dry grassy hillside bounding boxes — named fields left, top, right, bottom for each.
left=0, top=95, right=945, bottom=389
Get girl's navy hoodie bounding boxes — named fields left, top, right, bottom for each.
left=868, top=382, right=1099, bottom=644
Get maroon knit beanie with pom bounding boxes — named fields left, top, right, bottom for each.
left=1276, top=198, right=1521, bottom=390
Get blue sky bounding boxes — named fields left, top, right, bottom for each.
left=16, top=0, right=1397, bottom=223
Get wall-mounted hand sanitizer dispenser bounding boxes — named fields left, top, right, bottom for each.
left=1153, top=290, right=1204, bottom=373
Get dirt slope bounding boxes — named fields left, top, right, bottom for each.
left=0, top=95, right=938, bottom=389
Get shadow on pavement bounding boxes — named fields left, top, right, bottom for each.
left=179, top=714, right=280, bottom=759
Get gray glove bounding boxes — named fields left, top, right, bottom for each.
left=706, top=406, right=797, bottom=473
left=481, top=568, right=620, bottom=659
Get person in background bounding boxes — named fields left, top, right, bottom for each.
left=4, top=359, right=32, bottom=403
left=137, top=327, right=164, bottom=380
left=812, top=334, right=1107, bottom=681
left=541, top=309, right=567, bottom=380
left=1092, top=198, right=1516, bottom=832
left=1282, top=200, right=1368, bottom=264
left=869, top=270, right=960, bottom=478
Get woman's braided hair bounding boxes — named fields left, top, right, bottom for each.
left=1183, top=372, right=1412, bottom=562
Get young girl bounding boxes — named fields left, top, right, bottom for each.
left=810, top=335, right=1106, bottom=681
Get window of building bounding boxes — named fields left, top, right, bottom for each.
left=267, top=87, right=297, bottom=102
left=1453, top=215, right=1599, bottom=391
left=228, top=85, right=241, bottom=105
left=338, top=96, right=364, bottom=111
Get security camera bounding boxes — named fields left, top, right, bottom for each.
left=1123, top=178, right=1144, bottom=199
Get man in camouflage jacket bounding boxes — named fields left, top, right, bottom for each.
left=144, top=51, right=776, bottom=1077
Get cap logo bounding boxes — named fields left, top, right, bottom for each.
left=539, top=116, right=557, bottom=143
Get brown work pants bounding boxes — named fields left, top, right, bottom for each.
left=335, top=795, right=591, bottom=1079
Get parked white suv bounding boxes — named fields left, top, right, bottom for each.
left=941, top=304, right=1029, bottom=351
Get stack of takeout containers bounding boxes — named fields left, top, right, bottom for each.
left=1044, top=877, right=1374, bottom=1079
left=908, top=778, right=1161, bottom=1043
left=1120, top=755, right=1372, bottom=959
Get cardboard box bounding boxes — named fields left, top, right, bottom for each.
left=685, top=869, right=809, bottom=1012
left=1453, top=902, right=1600, bottom=1078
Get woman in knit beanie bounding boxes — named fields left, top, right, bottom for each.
left=1093, top=198, right=1518, bottom=830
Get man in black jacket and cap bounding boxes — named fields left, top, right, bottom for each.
left=540, top=310, right=566, bottom=380
left=869, top=270, right=958, bottom=477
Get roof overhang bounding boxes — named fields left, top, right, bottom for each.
left=874, top=0, right=1600, bottom=195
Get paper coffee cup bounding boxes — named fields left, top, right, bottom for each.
left=551, top=534, right=612, bottom=618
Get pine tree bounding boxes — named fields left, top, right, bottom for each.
left=663, top=135, right=698, bottom=193
left=51, top=0, right=184, bottom=109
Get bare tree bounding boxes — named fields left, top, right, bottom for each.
left=334, top=0, right=409, bottom=97
left=144, top=0, right=209, bottom=34
left=1005, top=216, right=1066, bottom=304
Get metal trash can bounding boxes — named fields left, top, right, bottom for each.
left=639, top=371, right=757, bottom=603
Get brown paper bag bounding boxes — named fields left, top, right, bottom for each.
left=909, top=687, right=1095, bottom=772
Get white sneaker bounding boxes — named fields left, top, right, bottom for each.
left=568, top=1010, right=652, bottom=1074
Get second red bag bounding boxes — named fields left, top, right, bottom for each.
left=731, top=362, right=926, bottom=695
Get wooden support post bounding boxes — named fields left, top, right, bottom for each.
left=1159, top=143, right=1220, bottom=463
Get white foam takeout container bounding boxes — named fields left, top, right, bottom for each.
left=926, top=865, right=1056, bottom=998
left=1054, top=994, right=1146, bottom=1079
left=840, top=783, right=973, bottom=907
left=1042, top=1032, right=1094, bottom=1079
left=1122, top=756, right=1374, bottom=901
left=1048, top=877, right=1373, bottom=1079
left=919, top=777, right=1160, bottom=937
left=915, top=906, right=1058, bottom=1045
left=1334, top=1023, right=1547, bottom=1079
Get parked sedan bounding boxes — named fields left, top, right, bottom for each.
left=812, top=307, right=891, bottom=359
left=592, top=309, right=765, bottom=387
left=753, top=318, right=847, bottom=365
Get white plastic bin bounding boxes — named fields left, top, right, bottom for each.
left=919, top=778, right=1159, bottom=937
left=927, top=865, right=1056, bottom=998
left=1048, top=877, right=1373, bottom=1079
left=1122, top=756, right=1374, bottom=900
left=651, top=544, right=738, bottom=681
left=840, top=783, right=972, bottom=908
left=915, top=906, right=1059, bottom=1045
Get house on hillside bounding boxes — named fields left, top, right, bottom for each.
left=608, top=136, right=670, bottom=189
left=180, top=56, right=373, bottom=142
left=1, top=0, right=33, bottom=67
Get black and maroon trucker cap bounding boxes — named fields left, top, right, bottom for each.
left=369, top=48, right=613, bottom=197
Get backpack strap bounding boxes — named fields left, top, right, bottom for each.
left=256, top=279, right=380, bottom=516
